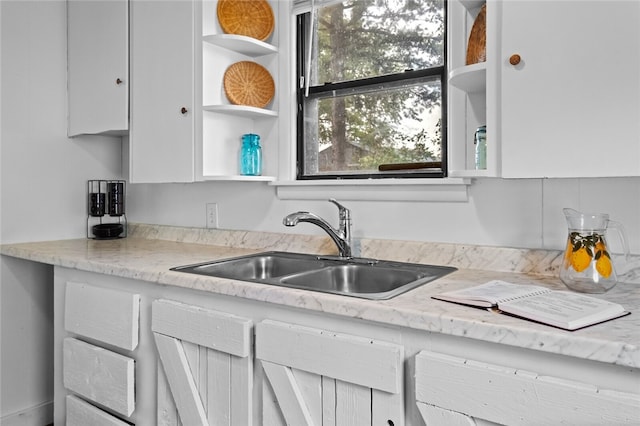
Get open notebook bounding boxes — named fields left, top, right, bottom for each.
left=433, top=280, right=628, bottom=331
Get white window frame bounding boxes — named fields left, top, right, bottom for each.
left=270, top=0, right=470, bottom=202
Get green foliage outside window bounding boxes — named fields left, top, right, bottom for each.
left=300, top=0, right=445, bottom=177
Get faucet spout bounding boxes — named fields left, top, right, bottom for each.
left=283, top=199, right=353, bottom=258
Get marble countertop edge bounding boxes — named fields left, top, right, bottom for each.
left=1, top=224, right=639, bottom=369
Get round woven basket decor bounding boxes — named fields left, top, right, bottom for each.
left=217, top=0, right=275, bottom=41
left=223, top=61, right=275, bottom=108
left=466, top=4, right=487, bottom=65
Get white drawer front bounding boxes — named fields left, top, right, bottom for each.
left=65, top=281, right=140, bottom=350
left=63, top=338, right=135, bottom=417
left=66, top=394, right=130, bottom=426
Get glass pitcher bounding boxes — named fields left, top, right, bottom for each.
left=560, top=208, right=630, bottom=293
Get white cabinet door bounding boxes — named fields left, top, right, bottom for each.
left=499, top=0, right=640, bottom=178
left=67, top=0, right=128, bottom=136
left=151, top=299, right=253, bottom=426
left=256, top=320, right=405, bottom=426
left=415, top=350, right=640, bottom=425
left=129, top=0, right=199, bottom=183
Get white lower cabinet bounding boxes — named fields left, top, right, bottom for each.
left=415, top=350, right=640, bottom=425
left=256, top=320, right=404, bottom=426
left=53, top=267, right=639, bottom=426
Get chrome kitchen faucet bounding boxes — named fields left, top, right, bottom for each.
left=283, top=199, right=353, bottom=258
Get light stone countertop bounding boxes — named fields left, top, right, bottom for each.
left=2, top=223, right=639, bottom=368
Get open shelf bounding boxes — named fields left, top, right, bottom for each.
left=202, top=174, right=276, bottom=182
left=203, top=104, right=278, bottom=118
left=459, top=0, right=484, bottom=9
left=203, top=34, right=277, bottom=57
left=449, top=62, right=486, bottom=93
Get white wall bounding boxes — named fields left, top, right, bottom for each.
left=0, top=1, right=122, bottom=423
left=126, top=176, right=640, bottom=255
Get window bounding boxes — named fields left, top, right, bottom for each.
left=295, top=0, right=446, bottom=180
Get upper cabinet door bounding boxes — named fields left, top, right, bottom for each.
left=67, top=0, right=129, bottom=137
left=129, top=0, right=198, bottom=183
left=499, top=0, right=640, bottom=178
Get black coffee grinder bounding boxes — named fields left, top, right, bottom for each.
left=87, top=180, right=127, bottom=239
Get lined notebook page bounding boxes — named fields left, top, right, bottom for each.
left=434, top=280, right=552, bottom=307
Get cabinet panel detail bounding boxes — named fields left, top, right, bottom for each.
left=152, top=299, right=253, bottom=426
left=66, top=395, right=130, bottom=426
left=63, top=338, right=135, bottom=417
left=256, top=320, right=404, bottom=426
left=153, top=333, right=208, bottom=425
left=256, top=320, right=403, bottom=394
left=152, top=299, right=251, bottom=357
left=415, top=350, right=640, bottom=425
left=416, top=403, right=478, bottom=426
left=261, top=361, right=402, bottom=426
left=261, top=361, right=315, bottom=425
left=65, top=281, right=140, bottom=350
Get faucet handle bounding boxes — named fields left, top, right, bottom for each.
left=328, top=198, right=350, bottom=220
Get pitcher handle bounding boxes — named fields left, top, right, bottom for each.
left=608, top=220, right=630, bottom=265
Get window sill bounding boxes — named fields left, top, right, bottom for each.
left=270, top=178, right=471, bottom=202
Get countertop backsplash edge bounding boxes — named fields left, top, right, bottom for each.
left=128, top=222, right=563, bottom=276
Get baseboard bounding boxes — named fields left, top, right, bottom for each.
left=1, top=401, right=53, bottom=426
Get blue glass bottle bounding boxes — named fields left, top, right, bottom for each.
left=240, top=133, right=262, bottom=176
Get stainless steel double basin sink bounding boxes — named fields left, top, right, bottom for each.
left=171, top=251, right=456, bottom=300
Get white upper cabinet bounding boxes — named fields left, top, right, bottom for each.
left=499, top=0, right=640, bottom=178
left=67, top=0, right=128, bottom=137
left=448, top=0, right=640, bottom=179
left=128, top=0, right=200, bottom=183
left=70, top=1, right=639, bottom=181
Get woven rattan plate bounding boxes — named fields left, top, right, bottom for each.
left=466, top=4, right=486, bottom=65
left=217, top=0, right=275, bottom=41
left=223, top=61, right=275, bottom=108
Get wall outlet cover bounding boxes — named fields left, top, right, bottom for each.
left=206, top=203, right=219, bottom=228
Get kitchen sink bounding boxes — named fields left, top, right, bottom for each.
left=178, top=252, right=327, bottom=281
left=171, top=251, right=456, bottom=300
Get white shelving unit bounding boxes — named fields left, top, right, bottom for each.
left=447, top=0, right=496, bottom=178
left=201, top=0, right=279, bottom=181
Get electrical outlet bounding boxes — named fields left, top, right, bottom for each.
left=206, top=203, right=219, bottom=228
